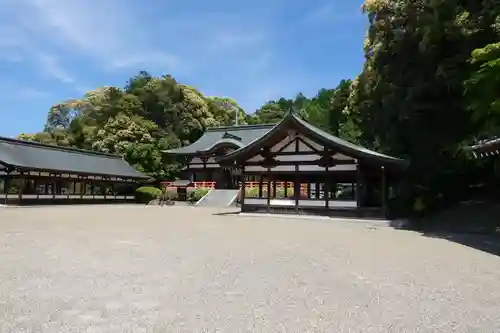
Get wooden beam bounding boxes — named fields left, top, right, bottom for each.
left=274, top=137, right=298, bottom=154
left=272, top=151, right=319, bottom=156
left=381, top=166, right=387, bottom=217
left=325, top=165, right=330, bottom=209
left=355, top=163, right=362, bottom=208
left=294, top=164, right=299, bottom=213
left=243, top=159, right=355, bottom=166
left=259, top=174, right=263, bottom=198
left=241, top=166, right=246, bottom=210
left=267, top=167, right=271, bottom=213
left=296, top=136, right=321, bottom=153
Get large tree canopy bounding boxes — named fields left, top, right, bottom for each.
left=20, top=71, right=355, bottom=180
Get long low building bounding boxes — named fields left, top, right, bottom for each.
left=0, top=136, right=149, bottom=205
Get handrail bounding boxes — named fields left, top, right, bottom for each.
left=244, top=181, right=308, bottom=190
left=160, top=180, right=314, bottom=191
left=160, top=181, right=216, bottom=190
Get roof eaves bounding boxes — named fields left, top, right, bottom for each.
left=203, top=138, right=245, bottom=153
left=163, top=148, right=199, bottom=155
left=469, top=138, right=500, bottom=151
left=291, top=113, right=407, bottom=166
left=10, top=161, right=151, bottom=179
left=165, top=135, right=248, bottom=156
left=11, top=164, right=150, bottom=180
left=0, top=136, right=121, bottom=158
left=216, top=116, right=287, bottom=163
left=217, top=111, right=408, bottom=169
left=205, top=123, right=276, bottom=132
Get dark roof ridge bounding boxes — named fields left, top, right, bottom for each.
left=0, top=136, right=121, bottom=159
left=205, top=123, right=276, bottom=132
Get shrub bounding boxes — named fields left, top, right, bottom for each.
left=135, top=186, right=162, bottom=203
left=187, top=187, right=210, bottom=203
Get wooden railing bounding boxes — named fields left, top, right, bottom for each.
left=159, top=181, right=313, bottom=193
left=160, top=181, right=216, bottom=189
left=244, top=181, right=309, bottom=191
left=243, top=182, right=312, bottom=197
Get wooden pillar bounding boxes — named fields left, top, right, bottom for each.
left=240, top=166, right=246, bottom=211
left=34, top=174, right=39, bottom=200
left=18, top=171, right=23, bottom=203
left=258, top=174, right=263, bottom=198
left=325, top=166, right=330, bottom=209
left=294, top=164, right=299, bottom=213
left=52, top=174, right=56, bottom=200
left=381, top=166, right=387, bottom=216
left=266, top=167, right=271, bottom=212
left=3, top=173, right=8, bottom=205
left=355, top=162, right=362, bottom=208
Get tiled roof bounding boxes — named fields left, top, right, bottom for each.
left=165, top=124, right=275, bottom=155
left=217, top=111, right=408, bottom=169
left=0, top=136, right=149, bottom=179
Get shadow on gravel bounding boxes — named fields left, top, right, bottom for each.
left=389, top=219, right=500, bottom=257
left=422, top=232, right=500, bottom=257
left=390, top=201, right=500, bottom=257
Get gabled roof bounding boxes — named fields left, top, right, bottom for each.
left=217, top=111, right=408, bottom=169
left=0, top=136, right=149, bottom=179
left=165, top=123, right=275, bottom=155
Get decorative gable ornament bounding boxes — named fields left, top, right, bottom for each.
left=222, top=132, right=242, bottom=141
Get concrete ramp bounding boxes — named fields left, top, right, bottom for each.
left=196, top=189, right=239, bottom=207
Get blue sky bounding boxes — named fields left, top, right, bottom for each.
left=0, top=0, right=367, bottom=137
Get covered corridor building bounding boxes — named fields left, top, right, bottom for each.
left=0, top=136, right=149, bottom=205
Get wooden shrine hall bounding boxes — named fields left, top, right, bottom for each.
left=216, top=111, right=408, bottom=217
left=166, top=123, right=274, bottom=189
left=0, top=136, right=149, bottom=205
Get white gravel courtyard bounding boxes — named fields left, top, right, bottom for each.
left=0, top=205, right=499, bottom=332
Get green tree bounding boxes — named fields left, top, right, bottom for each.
left=206, top=96, right=247, bottom=126
left=465, top=42, right=500, bottom=137
left=350, top=0, right=500, bottom=213
left=21, top=72, right=248, bottom=179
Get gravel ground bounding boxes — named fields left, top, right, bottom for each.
left=0, top=205, right=499, bottom=332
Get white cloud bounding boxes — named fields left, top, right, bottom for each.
left=110, top=52, right=181, bottom=72
left=14, top=87, right=50, bottom=100
left=0, top=0, right=315, bottom=112
left=35, top=53, right=75, bottom=83
left=10, top=0, right=180, bottom=70
left=301, top=4, right=362, bottom=26
left=2, top=0, right=272, bottom=76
